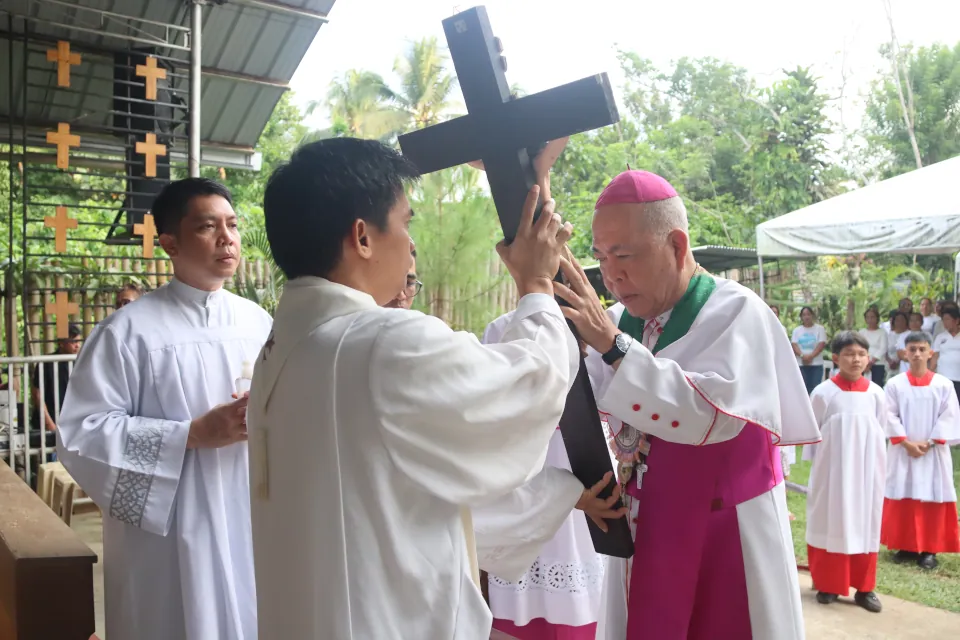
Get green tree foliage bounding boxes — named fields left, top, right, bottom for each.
left=409, top=167, right=507, bottom=333
left=551, top=55, right=843, bottom=259
left=866, top=42, right=960, bottom=177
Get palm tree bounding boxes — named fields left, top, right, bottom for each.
left=305, top=70, right=403, bottom=141
left=386, top=37, right=459, bottom=131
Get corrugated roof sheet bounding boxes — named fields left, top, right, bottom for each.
left=1, top=0, right=335, bottom=152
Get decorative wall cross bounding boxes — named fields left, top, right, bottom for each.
left=135, top=133, right=167, bottom=178
left=135, top=56, right=167, bottom=101
left=46, top=41, right=81, bottom=88
left=46, top=123, right=81, bottom=170
left=134, top=213, right=158, bottom=258
left=44, top=206, right=78, bottom=253
left=46, top=291, right=79, bottom=339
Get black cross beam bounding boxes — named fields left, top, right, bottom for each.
left=398, top=6, right=632, bottom=558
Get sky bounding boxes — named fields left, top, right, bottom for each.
left=290, top=0, right=959, bottom=143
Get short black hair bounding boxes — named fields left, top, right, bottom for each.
left=864, top=307, right=880, bottom=320
left=890, top=310, right=908, bottom=326
left=908, top=311, right=923, bottom=323
left=942, top=307, right=960, bottom=322
left=904, top=331, right=932, bottom=347
left=800, top=306, right=815, bottom=318
left=263, top=138, right=420, bottom=280
left=832, top=330, right=869, bottom=354
left=66, top=323, right=81, bottom=339
left=151, top=178, right=233, bottom=235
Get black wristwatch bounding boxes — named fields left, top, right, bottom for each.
left=601, top=332, right=634, bottom=365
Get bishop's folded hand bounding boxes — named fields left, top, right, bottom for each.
left=187, top=396, right=249, bottom=449
left=553, top=249, right=620, bottom=354
left=576, top=471, right=628, bottom=533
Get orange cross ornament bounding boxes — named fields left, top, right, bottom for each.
left=46, top=41, right=81, bottom=87
left=135, top=133, right=167, bottom=178
left=46, top=123, right=81, bottom=170
left=44, top=206, right=78, bottom=253
left=135, top=56, right=167, bottom=101
left=134, top=213, right=158, bottom=258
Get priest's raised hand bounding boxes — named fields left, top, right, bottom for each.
left=186, top=396, right=249, bottom=449
left=495, top=184, right=573, bottom=297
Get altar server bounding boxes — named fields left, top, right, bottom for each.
left=57, top=179, right=272, bottom=640
left=804, top=331, right=886, bottom=612
left=882, top=331, right=960, bottom=569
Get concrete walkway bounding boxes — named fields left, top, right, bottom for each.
left=73, top=511, right=957, bottom=639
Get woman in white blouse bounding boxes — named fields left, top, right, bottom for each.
left=886, top=311, right=909, bottom=374
left=860, top=307, right=889, bottom=386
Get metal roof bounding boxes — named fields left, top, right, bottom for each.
left=582, top=246, right=759, bottom=274
left=581, top=245, right=761, bottom=297
left=1, top=0, right=335, bottom=168
left=688, top=245, right=758, bottom=272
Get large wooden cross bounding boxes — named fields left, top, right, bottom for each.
left=135, top=56, right=167, bottom=101
left=397, top=6, right=632, bottom=558
left=134, top=213, right=157, bottom=258
left=135, top=133, right=167, bottom=178
left=45, top=291, right=79, bottom=340
left=46, top=40, right=81, bottom=88
left=46, top=123, right=81, bottom=170
left=44, top=206, right=78, bottom=253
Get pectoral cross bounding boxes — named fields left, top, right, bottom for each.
left=45, top=291, right=79, bottom=339
left=46, top=123, right=81, bottom=170
left=135, top=56, right=167, bottom=101
left=396, top=5, right=631, bottom=559
left=135, top=133, right=167, bottom=178
left=46, top=41, right=81, bottom=87
left=635, top=462, right=649, bottom=490
left=44, top=206, right=77, bottom=253
left=133, top=213, right=158, bottom=258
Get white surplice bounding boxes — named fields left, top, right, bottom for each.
left=246, top=278, right=579, bottom=640
left=474, top=311, right=604, bottom=632
left=884, top=373, right=960, bottom=502
left=56, top=278, right=272, bottom=640
left=587, top=276, right=821, bottom=640
left=803, top=379, right=887, bottom=554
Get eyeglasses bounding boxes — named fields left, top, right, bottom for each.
left=406, top=278, right=423, bottom=298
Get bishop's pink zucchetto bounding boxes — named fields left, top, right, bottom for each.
left=594, top=170, right=678, bottom=209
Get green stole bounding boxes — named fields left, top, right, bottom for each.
left=618, top=274, right=717, bottom=353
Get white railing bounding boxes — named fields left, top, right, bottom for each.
left=0, top=354, right=77, bottom=487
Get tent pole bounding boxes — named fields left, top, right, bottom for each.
left=189, top=0, right=202, bottom=177
left=758, top=255, right=765, bottom=300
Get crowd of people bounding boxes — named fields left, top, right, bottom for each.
left=21, top=134, right=957, bottom=640
left=781, top=296, right=960, bottom=395
left=770, top=296, right=960, bottom=615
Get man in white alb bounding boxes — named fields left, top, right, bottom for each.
left=57, top=178, right=272, bottom=640
left=247, top=138, right=619, bottom=640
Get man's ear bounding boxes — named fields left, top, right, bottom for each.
left=158, top=232, right=178, bottom=257
left=668, top=229, right=690, bottom=267
left=350, top=219, right=373, bottom=259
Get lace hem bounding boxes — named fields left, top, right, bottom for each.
left=489, top=557, right=604, bottom=594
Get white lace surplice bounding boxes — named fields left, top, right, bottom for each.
left=487, top=428, right=605, bottom=628
left=479, top=311, right=604, bottom=629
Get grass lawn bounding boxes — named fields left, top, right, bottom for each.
left=786, top=446, right=960, bottom=613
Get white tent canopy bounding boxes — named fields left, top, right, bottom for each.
left=756, top=156, right=960, bottom=258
